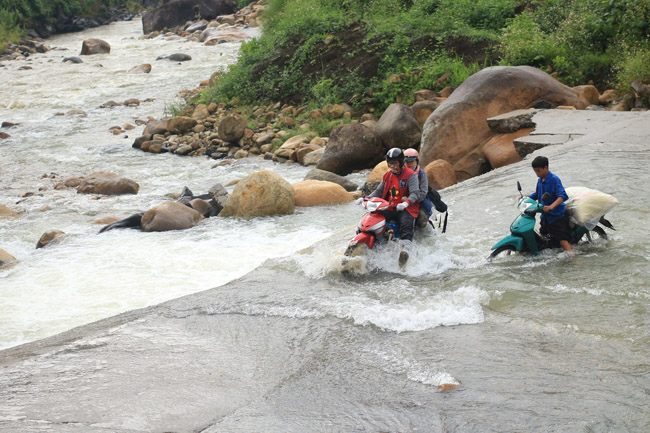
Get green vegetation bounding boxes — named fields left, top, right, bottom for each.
left=0, top=0, right=140, bottom=51
left=499, top=0, right=650, bottom=88
left=0, top=9, right=24, bottom=51
left=200, top=0, right=650, bottom=113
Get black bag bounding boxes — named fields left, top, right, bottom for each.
left=427, top=187, right=447, bottom=213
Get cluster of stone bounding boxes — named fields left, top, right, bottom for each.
left=131, top=101, right=360, bottom=167
left=142, top=0, right=265, bottom=42
left=0, top=39, right=50, bottom=63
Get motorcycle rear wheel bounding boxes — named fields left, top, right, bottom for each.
left=488, top=245, right=518, bottom=260
left=586, top=226, right=608, bottom=242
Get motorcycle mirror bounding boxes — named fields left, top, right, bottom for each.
left=541, top=192, right=551, bottom=202
left=517, top=181, right=522, bottom=192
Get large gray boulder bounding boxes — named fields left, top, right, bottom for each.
left=374, top=103, right=421, bottom=150
left=316, top=124, right=384, bottom=176
left=198, top=0, right=236, bottom=20
left=304, top=168, right=358, bottom=192
left=420, top=66, right=588, bottom=181
left=80, top=38, right=110, bottom=55
left=142, top=0, right=199, bottom=34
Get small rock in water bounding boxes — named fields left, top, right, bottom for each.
left=437, top=383, right=459, bottom=392
left=66, top=110, right=87, bottom=117
left=161, top=53, right=192, bottom=62
left=128, top=63, right=151, bottom=74
left=99, top=100, right=120, bottom=108
left=36, top=230, right=65, bottom=249
left=92, top=216, right=121, bottom=225
left=62, top=56, right=83, bottom=64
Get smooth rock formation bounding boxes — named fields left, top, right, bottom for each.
left=198, top=0, right=237, bottom=20
left=420, top=66, right=587, bottom=181
left=0, top=248, right=17, bottom=268
left=218, top=114, right=247, bottom=142
left=486, top=109, right=538, bottom=134
left=304, top=168, right=358, bottom=192
left=374, top=103, right=421, bottom=150
left=141, top=201, right=203, bottom=232
left=482, top=128, right=532, bottom=169
left=80, top=38, right=110, bottom=55
left=77, top=172, right=139, bottom=195
left=220, top=170, right=294, bottom=217
left=292, top=180, right=354, bottom=207
left=423, top=159, right=457, bottom=190
left=0, top=204, right=19, bottom=219
left=142, top=0, right=199, bottom=34
left=128, top=64, right=152, bottom=74
left=36, top=230, right=64, bottom=249
left=316, top=124, right=383, bottom=176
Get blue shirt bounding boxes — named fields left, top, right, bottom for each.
left=529, top=171, right=568, bottom=224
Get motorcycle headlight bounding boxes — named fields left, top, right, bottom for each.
left=518, top=199, right=535, bottom=213
left=365, top=201, right=380, bottom=212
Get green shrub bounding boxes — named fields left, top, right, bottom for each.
left=373, top=55, right=481, bottom=110
left=0, top=9, right=24, bottom=51
left=615, top=45, right=650, bottom=93
left=499, top=12, right=563, bottom=68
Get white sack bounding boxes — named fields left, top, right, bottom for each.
left=565, top=187, right=618, bottom=230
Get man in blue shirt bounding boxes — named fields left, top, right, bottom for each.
left=529, top=156, right=573, bottom=252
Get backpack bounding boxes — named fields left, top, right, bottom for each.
left=427, top=187, right=447, bottom=213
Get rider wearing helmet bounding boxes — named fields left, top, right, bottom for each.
left=404, top=148, right=433, bottom=228
left=366, top=147, right=420, bottom=265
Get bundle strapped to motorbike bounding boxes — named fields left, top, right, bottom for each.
left=565, top=187, right=618, bottom=230
left=427, top=186, right=448, bottom=233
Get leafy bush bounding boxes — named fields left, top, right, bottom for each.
left=615, top=45, right=650, bottom=93
left=373, top=55, right=481, bottom=110
left=499, top=13, right=563, bottom=68
left=0, top=9, right=23, bottom=51
left=431, top=0, right=518, bottom=39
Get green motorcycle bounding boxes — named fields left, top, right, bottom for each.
left=489, top=182, right=613, bottom=259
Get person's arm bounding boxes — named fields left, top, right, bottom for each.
left=368, top=181, right=385, bottom=198
left=405, top=173, right=420, bottom=204
left=414, top=170, right=428, bottom=202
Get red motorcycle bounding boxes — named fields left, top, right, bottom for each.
left=344, top=197, right=399, bottom=257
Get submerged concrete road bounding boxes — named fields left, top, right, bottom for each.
left=1, top=110, right=649, bottom=432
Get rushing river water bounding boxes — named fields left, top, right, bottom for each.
left=1, top=19, right=650, bottom=433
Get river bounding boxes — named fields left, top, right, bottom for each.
left=1, top=19, right=649, bottom=433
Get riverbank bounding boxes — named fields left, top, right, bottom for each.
left=2, top=108, right=649, bottom=432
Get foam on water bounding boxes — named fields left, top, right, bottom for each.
left=322, top=285, right=490, bottom=332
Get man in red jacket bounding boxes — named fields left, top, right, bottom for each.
left=367, top=148, right=420, bottom=266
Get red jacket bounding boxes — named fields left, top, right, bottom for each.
left=380, top=167, right=420, bottom=218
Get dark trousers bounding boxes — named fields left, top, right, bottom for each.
left=381, top=210, right=415, bottom=241
left=540, top=214, right=571, bottom=242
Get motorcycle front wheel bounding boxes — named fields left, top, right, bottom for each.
left=344, top=242, right=369, bottom=257
left=488, top=245, right=518, bottom=260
